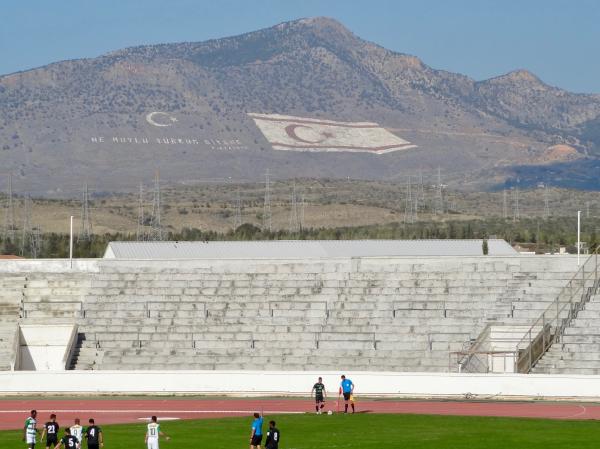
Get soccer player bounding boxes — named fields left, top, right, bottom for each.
left=250, top=412, right=264, bottom=449
left=70, top=419, right=83, bottom=447
left=23, top=409, right=38, bottom=449
left=145, top=415, right=170, bottom=449
left=340, top=374, right=355, bottom=414
left=84, top=419, right=103, bottom=449
left=311, top=376, right=327, bottom=414
left=54, top=428, right=78, bottom=449
left=41, top=414, right=60, bottom=449
left=264, top=421, right=280, bottom=449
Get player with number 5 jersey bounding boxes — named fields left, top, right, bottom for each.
left=53, top=427, right=78, bottom=449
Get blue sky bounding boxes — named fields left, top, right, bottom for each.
left=1, top=0, right=598, bottom=93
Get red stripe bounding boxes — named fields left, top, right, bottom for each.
left=0, top=398, right=597, bottom=430
left=270, top=142, right=414, bottom=152
left=251, top=116, right=380, bottom=129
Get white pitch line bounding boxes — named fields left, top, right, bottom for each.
left=137, top=417, right=181, bottom=421
left=558, top=404, right=588, bottom=420
left=0, top=410, right=305, bottom=414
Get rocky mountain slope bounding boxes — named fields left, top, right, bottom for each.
left=1, top=17, right=599, bottom=194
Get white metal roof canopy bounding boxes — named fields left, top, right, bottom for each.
left=103, top=239, right=517, bottom=259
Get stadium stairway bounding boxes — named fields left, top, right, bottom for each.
left=533, top=293, right=600, bottom=375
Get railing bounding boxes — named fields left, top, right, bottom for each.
left=451, top=350, right=517, bottom=373
left=515, top=250, right=600, bottom=373
left=452, top=324, right=522, bottom=373
left=453, top=325, right=492, bottom=372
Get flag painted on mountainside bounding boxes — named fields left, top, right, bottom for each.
left=249, top=113, right=417, bottom=155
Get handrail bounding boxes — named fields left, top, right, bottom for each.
left=515, top=249, right=600, bottom=373
left=451, top=350, right=517, bottom=373
left=455, top=324, right=492, bottom=372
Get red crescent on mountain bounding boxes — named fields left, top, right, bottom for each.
left=285, top=124, right=329, bottom=144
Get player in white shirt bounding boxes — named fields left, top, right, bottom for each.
left=70, top=419, right=83, bottom=449
left=23, top=410, right=38, bottom=448
left=145, top=416, right=170, bottom=449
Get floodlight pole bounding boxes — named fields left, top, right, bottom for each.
left=69, top=215, right=74, bottom=269
left=577, top=210, right=581, bottom=266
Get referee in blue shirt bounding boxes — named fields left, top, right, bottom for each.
left=250, top=412, right=264, bottom=449
left=340, top=375, right=355, bottom=414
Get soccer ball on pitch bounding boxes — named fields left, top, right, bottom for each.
left=327, top=410, right=333, bottom=415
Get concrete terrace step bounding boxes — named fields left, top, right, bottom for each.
left=1, top=256, right=581, bottom=373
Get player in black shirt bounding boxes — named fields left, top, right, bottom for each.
left=311, top=377, right=327, bottom=414
left=41, top=414, right=59, bottom=449
left=84, top=419, right=103, bottom=449
left=54, top=428, right=78, bottom=449
left=264, top=421, right=280, bottom=449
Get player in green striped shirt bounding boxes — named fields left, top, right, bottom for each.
left=23, top=410, right=38, bottom=449
left=145, top=416, right=170, bottom=449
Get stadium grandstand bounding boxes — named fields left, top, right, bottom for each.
left=2, top=238, right=597, bottom=389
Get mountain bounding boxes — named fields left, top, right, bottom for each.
left=1, top=16, right=600, bottom=194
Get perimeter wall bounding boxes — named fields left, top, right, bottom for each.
left=1, top=370, right=600, bottom=400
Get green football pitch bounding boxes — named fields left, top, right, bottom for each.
left=1, top=413, right=598, bottom=449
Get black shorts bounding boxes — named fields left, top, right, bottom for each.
left=315, top=394, right=324, bottom=403
left=343, top=392, right=351, bottom=401
left=251, top=435, right=263, bottom=446
left=88, top=443, right=100, bottom=449
left=46, top=436, right=58, bottom=447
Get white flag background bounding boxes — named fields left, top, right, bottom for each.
left=249, top=113, right=417, bottom=155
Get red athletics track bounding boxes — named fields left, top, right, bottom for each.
left=1, top=398, right=600, bottom=430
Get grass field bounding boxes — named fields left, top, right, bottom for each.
left=1, top=413, right=598, bottom=449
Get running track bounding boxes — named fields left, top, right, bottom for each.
left=2, top=399, right=600, bottom=430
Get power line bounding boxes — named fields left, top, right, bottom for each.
left=300, top=193, right=306, bottom=230
left=418, top=170, right=425, bottom=207
left=149, top=170, right=162, bottom=241
left=513, top=186, right=520, bottom=222
left=262, top=169, right=272, bottom=232
left=3, top=173, right=16, bottom=242
left=543, top=186, right=550, bottom=219
left=233, top=187, right=242, bottom=230
left=288, top=180, right=301, bottom=233
left=20, top=196, right=41, bottom=258
left=404, top=176, right=414, bottom=224
left=31, top=224, right=42, bottom=259
left=435, top=167, right=444, bottom=215
left=586, top=201, right=590, bottom=219
left=413, top=178, right=420, bottom=221
left=20, top=196, right=32, bottom=257
left=136, top=182, right=146, bottom=241
left=78, top=183, right=92, bottom=241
